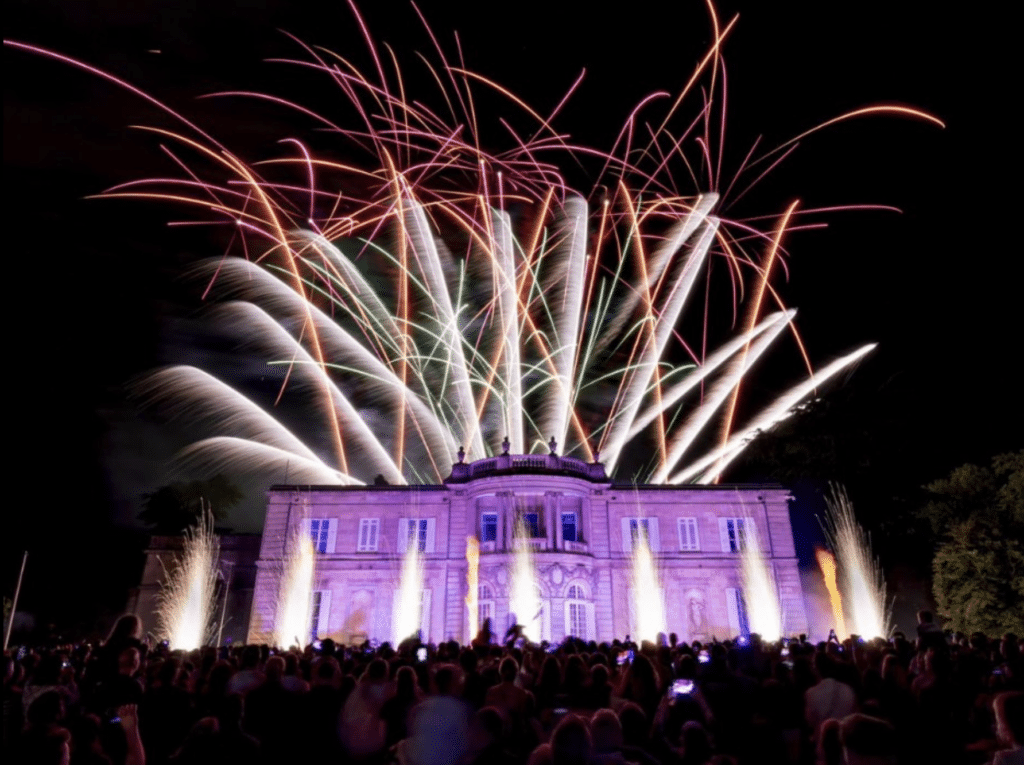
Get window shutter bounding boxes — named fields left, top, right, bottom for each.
left=358, top=519, right=369, bottom=550
left=317, top=591, right=331, bottom=638
left=621, top=518, right=633, bottom=554
left=398, top=518, right=409, bottom=553
left=420, top=589, right=432, bottom=642
left=719, top=518, right=732, bottom=553
left=725, top=587, right=741, bottom=636
left=426, top=519, right=437, bottom=554
left=325, top=520, right=337, bottom=554
left=369, top=519, right=379, bottom=551
left=648, top=518, right=661, bottom=552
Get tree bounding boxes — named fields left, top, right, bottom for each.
left=139, top=474, right=242, bottom=534
left=919, top=451, right=1024, bottom=636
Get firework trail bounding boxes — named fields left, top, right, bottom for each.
left=5, top=7, right=942, bottom=489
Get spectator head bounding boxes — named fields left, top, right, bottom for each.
left=26, top=690, right=66, bottom=730
left=264, top=655, right=285, bottom=683
left=364, top=658, right=388, bottom=683
left=994, top=691, right=1024, bottom=748
left=550, top=714, right=592, bottom=765
left=917, top=610, right=934, bottom=625
left=118, top=647, right=141, bottom=676
left=433, top=663, right=461, bottom=696
left=679, top=721, right=713, bottom=763
left=106, top=614, right=142, bottom=643
left=816, top=719, right=843, bottom=765
left=526, top=743, right=553, bottom=765
left=590, top=708, right=623, bottom=754
left=814, top=652, right=836, bottom=680
left=617, top=701, right=648, bottom=747
left=499, top=656, right=519, bottom=683
left=475, top=706, right=505, bottom=747
left=395, top=665, right=417, bottom=698
left=839, top=713, right=897, bottom=765
left=240, top=645, right=261, bottom=669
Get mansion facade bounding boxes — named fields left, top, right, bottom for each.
left=247, top=453, right=809, bottom=646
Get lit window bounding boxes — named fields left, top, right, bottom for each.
left=478, top=584, right=494, bottom=629
left=310, top=590, right=331, bottom=641
left=678, top=517, right=700, bottom=551
left=561, top=512, right=578, bottom=543
left=358, top=519, right=380, bottom=552
left=481, top=513, right=498, bottom=542
left=564, top=584, right=592, bottom=641
left=719, top=518, right=747, bottom=553
left=309, top=519, right=336, bottom=554
left=400, top=518, right=436, bottom=554
left=621, top=517, right=660, bottom=553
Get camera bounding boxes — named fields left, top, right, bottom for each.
left=416, top=646, right=427, bottom=662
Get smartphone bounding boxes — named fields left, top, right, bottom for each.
left=671, top=679, right=694, bottom=697
left=312, top=640, right=323, bottom=651
left=780, top=647, right=789, bottom=657
left=698, top=650, right=710, bottom=664
left=617, top=650, right=633, bottom=666
left=416, top=646, right=427, bottom=662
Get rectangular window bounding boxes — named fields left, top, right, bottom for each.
left=524, top=512, right=541, bottom=538
left=398, top=518, right=436, bottom=554
left=357, top=518, right=380, bottom=552
left=481, top=512, right=498, bottom=543
left=309, top=519, right=336, bottom=554
left=621, top=517, right=661, bottom=553
left=725, top=587, right=750, bottom=639
left=568, top=602, right=587, bottom=640
left=719, top=518, right=747, bottom=553
left=678, top=517, right=700, bottom=551
left=561, top=512, right=578, bottom=543
left=310, top=589, right=331, bottom=641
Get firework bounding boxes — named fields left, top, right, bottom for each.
left=739, top=521, right=782, bottom=641
left=6, top=7, right=942, bottom=488
left=822, top=486, right=890, bottom=639
left=156, top=509, right=219, bottom=650
left=275, top=528, right=316, bottom=649
left=630, top=532, right=667, bottom=644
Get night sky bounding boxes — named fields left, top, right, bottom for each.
left=4, top=0, right=1019, bottom=635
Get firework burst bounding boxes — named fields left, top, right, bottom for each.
left=6, top=6, right=941, bottom=489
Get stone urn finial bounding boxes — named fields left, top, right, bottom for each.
left=501, top=436, right=510, bottom=456
left=548, top=436, right=558, bottom=455
left=457, top=445, right=466, bottom=463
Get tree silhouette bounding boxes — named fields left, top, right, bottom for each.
left=139, top=474, right=242, bottom=534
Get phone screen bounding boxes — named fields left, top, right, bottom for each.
left=671, top=679, right=694, bottom=696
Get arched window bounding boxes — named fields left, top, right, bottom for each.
left=564, top=582, right=594, bottom=641
left=478, top=583, right=495, bottom=629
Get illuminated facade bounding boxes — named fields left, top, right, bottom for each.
left=248, top=453, right=809, bottom=645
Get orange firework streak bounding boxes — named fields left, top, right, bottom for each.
left=465, top=536, right=480, bottom=641
left=815, top=546, right=847, bottom=639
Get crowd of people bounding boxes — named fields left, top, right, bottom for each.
left=4, top=611, right=1022, bottom=765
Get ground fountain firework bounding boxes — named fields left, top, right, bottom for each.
left=630, top=531, right=667, bottom=644
left=275, top=529, right=315, bottom=649
left=823, top=486, right=891, bottom=639
left=739, top=521, right=782, bottom=641
left=157, top=510, right=219, bottom=650
left=393, top=539, right=424, bottom=645
left=510, top=515, right=542, bottom=643
left=5, top=8, right=943, bottom=492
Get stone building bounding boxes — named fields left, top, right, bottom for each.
left=248, top=452, right=808, bottom=646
